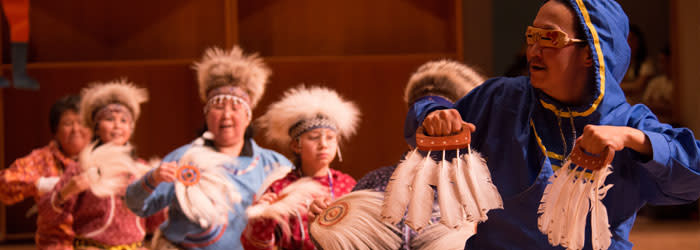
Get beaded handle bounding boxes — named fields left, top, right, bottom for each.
left=415, top=122, right=473, bottom=151
left=569, top=138, right=615, bottom=170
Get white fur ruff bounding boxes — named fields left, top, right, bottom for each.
left=411, top=222, right=476, bottom=250
left=257, top=85, right=360, bottom=148
left=246, top=177, right=327, bottom=238
left=537, top=162, right=614, bottom=250
left=80, top=142, right=150, bottom=197
left=174, top=146, right=241, bottom=228
left=310, top=190, right=402, bottom=250
left=193, top=46, right=270, bottom=107
left=79, top=79, right=148, bottom=129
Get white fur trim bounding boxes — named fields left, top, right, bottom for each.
left=36, top=177, right=60, bottom=195
left=404, top=60, right=485, bottom=104
left=79, top=79, right=148, bottom=130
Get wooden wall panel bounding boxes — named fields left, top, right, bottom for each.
left=238, top=0, right=458, bottom=56
left=3, top=54, right=452, bottom=189
left=0, top=0, right=462, bottom=242
left=1, top=61, right=203, bottom=164
left=1, top=0, right=227, bottom=63
left=257, top=54, right=454, bottom=179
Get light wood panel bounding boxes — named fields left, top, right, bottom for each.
left=238, top=0, right=459, bottom=56
left=2, top=0, right=227, bottom=63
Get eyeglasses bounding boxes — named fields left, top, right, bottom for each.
left=525, top=26, right=586, bottom=48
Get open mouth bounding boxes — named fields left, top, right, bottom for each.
left=530, top=64, right=546, bottom=71
left=220, top=124, right=233, bottom=129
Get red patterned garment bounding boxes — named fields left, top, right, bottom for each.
left=242, top=168, right=356, bottom=250
left=37, top=159, right=167, bottom=249
left=0, top=141, right=73, bottom=204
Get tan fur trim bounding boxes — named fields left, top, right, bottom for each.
left=257, top=85, right=360, bottom=148
left=404, top=60, right=486, bottom=105
left=79, top=79, right=148, bottom=130
left=192, top=46, right=271, bottom=108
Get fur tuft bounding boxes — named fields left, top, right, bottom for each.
left=247, top=177, right=327, bottom=238
left=255, top=167, right=293, bottom=198
left=79, top=79, right=148, bottom=130
left=310, top=190, right=402, bottom=250
left=80, top=142, right=150, bottom=197
left=257, top=85, right=360, bottom=148
left=404, top=60, right=486, bottom=105
left=411, top=222, right=476, bottom=250
left=192, top=46, right=271, bottom=108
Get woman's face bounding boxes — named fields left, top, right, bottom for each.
left=205, top=99, right=250, bottom=148
left=54, top=110, right=91, bottom=157
left=293, top=128, right=338, bottom=171
left=96, top=111, right=133, bottom=145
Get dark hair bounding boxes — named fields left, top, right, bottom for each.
left=549, top=0, right=587, bottom=41
left=629, top=24, right=648, bottom=78
left=49, top=95, right=81, bottom=134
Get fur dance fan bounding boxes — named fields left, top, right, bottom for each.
left=80, top=142, right=152, bottom=197
left=310, top=190, right=402, bottom=250
left=246, top=172, right=327, bottom=238
left=382, top=126, right=502, bottom=232
left=174, top=146, right=242, bottom=228
left=537, top=142, right=615, bottom=250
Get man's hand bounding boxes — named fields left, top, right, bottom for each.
left=422, top=109, right=472, bottom=136
left=578, top=125, right=651, bottom=156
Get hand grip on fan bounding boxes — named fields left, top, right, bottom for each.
left=415, top=122, right=473, bottom=151
left=569, top=138, right=615, bottom=170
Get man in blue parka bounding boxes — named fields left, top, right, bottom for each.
left=417, top=0, right=700, bottom=249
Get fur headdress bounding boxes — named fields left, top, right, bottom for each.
left=404, top=60, right=486, bottom=105
left=193, top=46, right=271, bottom=108
left=257, top=85, right=360, bottom=148
left=79, top=79, right=148, bottom=130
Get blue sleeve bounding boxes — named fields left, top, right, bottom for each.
left=125, top=145, right=190, bottom=217
left=406, top=96, right=453, bottom=147
left=627, top=105, right=700, bottom=204
left=412, top=96, right=453, bottom=129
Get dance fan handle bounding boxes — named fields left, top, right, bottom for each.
left=569, top=138, right=615, bottom=170
left=415, top=122, right=473, bottom=151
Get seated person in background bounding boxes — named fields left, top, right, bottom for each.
left=620, top=24, right=655, bottom=104
left=642, top=45, right=673, bottom=124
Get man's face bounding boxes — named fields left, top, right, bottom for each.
left=526, top=1, right=591, bottom=103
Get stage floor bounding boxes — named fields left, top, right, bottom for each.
left=0, top=218, right=698, bottom=249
